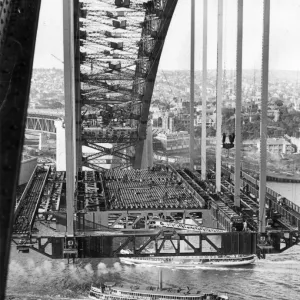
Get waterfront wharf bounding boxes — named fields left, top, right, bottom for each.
left=221, top=166, right=300, bottom=231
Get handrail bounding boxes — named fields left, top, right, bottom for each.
left=222, top=164, right=300, bottom=230
left=54, top=172, right=65, bottom=211
left=14, top=164, right=38, bottom=219
left=30, top=166, right=51, bottom=230
left=169, top=165, right=206, bottom=207
left=181, top=169, right=242, bottom=226
left=222, top=163, right=300, bottom=215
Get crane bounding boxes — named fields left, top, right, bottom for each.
left=51, top=54, right=64, bottom=64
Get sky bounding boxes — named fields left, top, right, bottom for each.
left=33, top=0, right=300, bottom=71
left=33, top=0, right=64, bottom=69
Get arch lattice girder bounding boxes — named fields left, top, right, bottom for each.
left=79, top=0, right=178, bottom=170
left=134, top=0, right=178, bottom=168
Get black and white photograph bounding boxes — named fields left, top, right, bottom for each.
left=0, top=0, right=300, bottom=299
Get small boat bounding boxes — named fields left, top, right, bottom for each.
left=119, top=250, right=255, bottom=267
left=89, top=282, right=229, bottom=300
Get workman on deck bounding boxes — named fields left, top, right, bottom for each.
left=243, top=220, right=248, bottom=231
left=229, top=221, right=233, bottom=231
left=243, top=184, right=249, bottom=195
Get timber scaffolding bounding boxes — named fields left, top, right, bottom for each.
left=12, top=165, right=299, bottom=259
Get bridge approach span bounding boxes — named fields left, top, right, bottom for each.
left=26, top=113, right=62, bottom=134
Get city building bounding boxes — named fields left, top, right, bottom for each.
left=154, top=131, right=199, bottom=154
left=257, top=138, right=295, bottom=154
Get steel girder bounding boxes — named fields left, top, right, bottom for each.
left=79, top=0, right=146, bottom=170
left=82, top=140, right=136, bottom=170
left=13, top=166, right=50, bottom=234
left=0, top=1, right=41, bottom=298
left=84, top=148, right=132, bottom=162
left=25, top=116, right=57, bottom=133
left=79, top=0, right=177, bottom=171
left=75, top=0, right=83, bottom=170
left=11, top=231, right=258, bottom=259
left=134, top=0, right=178, bottom=168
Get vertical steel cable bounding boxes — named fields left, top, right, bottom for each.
left=235, top=0, right=243, bottom=207
left=259, top=0, right=270, bottom=233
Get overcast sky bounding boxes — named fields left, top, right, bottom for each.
left=33, top=0, right=300, bottom=71
left=33, top=0, right=63, bottom=69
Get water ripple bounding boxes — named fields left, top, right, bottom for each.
left=6, top=246, right=300, bottom=300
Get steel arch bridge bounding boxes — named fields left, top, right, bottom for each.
left=0, top=1, right=178, bottom=293
left=2, top=1, right=287, bottom=298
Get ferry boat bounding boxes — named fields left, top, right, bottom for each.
left=89, top=282, right=229, bottom=300
left=119, top=250, right=255, bottom=267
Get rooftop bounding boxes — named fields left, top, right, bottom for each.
left=257, top=138, right=290, bottom=145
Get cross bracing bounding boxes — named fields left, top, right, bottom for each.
left=1, top=0, right=291, bottom=296
left=79, top=0, right=178, bottom=170
left=26, top=114, right=58, bottom=133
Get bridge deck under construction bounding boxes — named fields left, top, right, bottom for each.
left=12, top=164, right=300, bottom=260
left=14, top=166, right=300, bottom=236
left=104, top=168, right=202, bottom=210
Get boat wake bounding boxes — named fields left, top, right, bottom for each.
left=124, top=261, right=255, bottom=271
left=259, top=258, right=300, bottom=265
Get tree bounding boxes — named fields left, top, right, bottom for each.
left=51, top=102, right=64, bottom=109
left=275, top=99, right=283, bottom=107
left=195, top=126, right=201, bottom=138
left=174, top=118, right=187, bottom=132
left=207, top=127, right=216, bottom=137
left=251, top=114, right=260, bottom=122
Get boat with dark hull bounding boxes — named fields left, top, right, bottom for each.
left=89, top=282, right=229, bottom=300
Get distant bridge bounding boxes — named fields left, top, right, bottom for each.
left=26, top=113, right=62, bottom=134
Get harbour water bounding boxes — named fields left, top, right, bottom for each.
left=6, top=242, right=300, bottom=300
left=267, top=182, right=300, bottom=206
left=7, top=182, right=300, bottom=300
